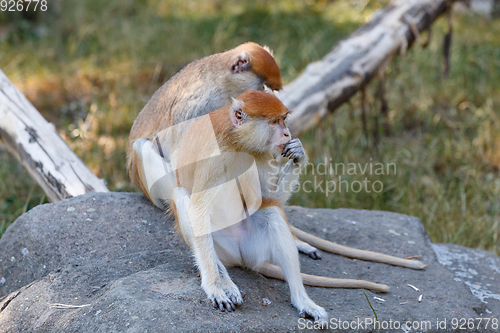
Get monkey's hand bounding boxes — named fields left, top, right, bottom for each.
left=281, top=138, right=307, bottom=165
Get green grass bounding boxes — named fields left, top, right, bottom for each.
left=0, top=0, right=499, bottom=254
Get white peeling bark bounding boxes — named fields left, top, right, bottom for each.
left=0, top=69, right=109, bottom=202
left=278, top=0, right=458, bottom=136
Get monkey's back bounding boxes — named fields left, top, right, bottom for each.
left=126, top=42, right=281, bottom=195
left=126, top=51, right=233, bottom=188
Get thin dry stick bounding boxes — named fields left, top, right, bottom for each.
left=405, top=255, right=422, bottom=260
left=22, top=184, right=36, bottom=214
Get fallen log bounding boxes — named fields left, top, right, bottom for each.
left=0, top=69, right=109, bottom=202
left=279, top=0, right=459, bottom=136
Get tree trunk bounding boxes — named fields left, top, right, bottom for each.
left=0, top=69, right=109, bottom=202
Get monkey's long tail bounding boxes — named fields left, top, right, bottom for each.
left=259, top=263, right=389, bottom=293
left=290, top=226, right=427, bottom=270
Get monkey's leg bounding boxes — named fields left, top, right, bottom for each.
left=258, top=263, right=389, bottom=293
left=133, top=138, right=176, bottom=209
left=290, top=225, right=427, bottom=270
left=243, top=206, right=327, bottom=322
left=171, top=187, right=243, bottom=311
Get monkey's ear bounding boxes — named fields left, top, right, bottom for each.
left=231, top=52, right=251, bottom=74
left=230, top=101, right=248, bottom=127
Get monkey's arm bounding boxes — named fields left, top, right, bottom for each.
left=274, top=138, right=308, bottom=205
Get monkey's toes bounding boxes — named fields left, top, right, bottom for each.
left=299, top=246, right=322, bottom=260
left=224, top=287, right=243, bottom=305
left=308, top=251, right=322, bottom=260
left=211, top=297, right=235, bottom=312
left=298, top=307, right=328, bottom=326
left=228, top=293, right=243, bottom=305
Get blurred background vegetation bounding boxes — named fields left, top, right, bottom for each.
left=0, top=0, right=499, bottom=254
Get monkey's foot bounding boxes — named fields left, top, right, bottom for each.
left=297, top=302, right=328, bottom=325
left=303, top=249, right=322, bottom=260
left=297, top=242, right=322, bottom=260
left=206, top=283, right=243, bottom=312
left=209, top=289, right=236, bottom=312
left=221, top=281, right=243, bottom=306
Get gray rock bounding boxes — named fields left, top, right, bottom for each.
left=0, top=192, right=498, bottom=332
left=432, top=243, right=500, bottom=307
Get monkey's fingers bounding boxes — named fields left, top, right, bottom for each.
left=281, top=138, right=301, bottom=157
left=259, top=263, right=389, bottom=293
left=290, top=226, right=427, bottom=270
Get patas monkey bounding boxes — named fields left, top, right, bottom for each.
left=158, top=90, right=326, bottom=320
left=133, top=91, right=400, bottom=322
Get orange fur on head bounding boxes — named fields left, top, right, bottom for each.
left=237, top=90, right=290, bottom=119
left=237, top=42, right=282, bottom=91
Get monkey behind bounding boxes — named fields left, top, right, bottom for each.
left=127, top=42, right=282, bottom=200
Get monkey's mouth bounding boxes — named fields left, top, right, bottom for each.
left=276, top=144, right=286, bottom=152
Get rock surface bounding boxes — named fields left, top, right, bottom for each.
left=0, top=192, right=499, bottom=332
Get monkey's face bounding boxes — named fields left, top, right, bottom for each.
left=268, top=115, right=291, bottom=154
left=228, top=90, right=290, bottom=155
left=229, top=113, right=290, bottom=156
